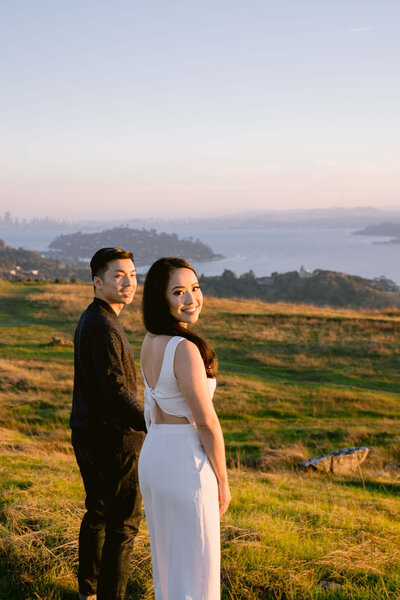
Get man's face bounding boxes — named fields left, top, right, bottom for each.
left=93, top=258, right=137, bottom=313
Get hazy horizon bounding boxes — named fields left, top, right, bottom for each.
left=2, top=204, right=400, bottom=224
left=1, top=1, right=399, bottom=220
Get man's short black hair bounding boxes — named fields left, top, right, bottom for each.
left=90, top=247, right=134, bottom=280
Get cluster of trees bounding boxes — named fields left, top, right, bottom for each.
left=48, top=227, right=221, bottom=265
left=199, top=269, right=400, bottom=309
left=0, top=240, right=90, bottom=282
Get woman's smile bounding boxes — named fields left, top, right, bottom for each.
left=166, top=268, right=203, bottom=326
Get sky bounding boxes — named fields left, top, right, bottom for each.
left=1, top=0, right=399, bottom=220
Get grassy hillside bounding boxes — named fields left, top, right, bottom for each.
left=0, top=281, right=400, bottom=599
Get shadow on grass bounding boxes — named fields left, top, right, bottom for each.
left=340, top=478, right=400, bottom=496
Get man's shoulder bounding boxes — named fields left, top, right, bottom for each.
left=77, top=301, right=118, bottom=333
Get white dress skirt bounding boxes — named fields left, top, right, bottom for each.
left=139, top=424, right=220, bottom=599
left=138, top=336, right=220, bottom=600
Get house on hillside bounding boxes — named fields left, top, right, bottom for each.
left=299, top=265, right=312, bottom=278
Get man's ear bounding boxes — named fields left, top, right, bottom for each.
left=93, top=275, right=102, bottom=289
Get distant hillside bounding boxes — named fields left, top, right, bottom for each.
left=46, top=227, right=222, bottom=265
left=199, top=269, right=400, bottom=309
left=0, top=240, right=89, bottom=281
left=2, top=237, right=400, bottom=309
left=354, top=223, right=400, bottom=237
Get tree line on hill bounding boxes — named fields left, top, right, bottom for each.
left=198, top=269, right=400, bottom=310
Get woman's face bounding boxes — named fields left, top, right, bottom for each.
left=166, top=268, right=203, bottom=327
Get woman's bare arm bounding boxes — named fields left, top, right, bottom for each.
left=174, top=339, right=231, bottom=515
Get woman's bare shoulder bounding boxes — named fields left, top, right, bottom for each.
left=175, top=337, right=202, bottom=362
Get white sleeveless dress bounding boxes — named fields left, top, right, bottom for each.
left=138, top=336, right=220, bottom=600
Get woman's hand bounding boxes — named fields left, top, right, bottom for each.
left=218, top=480, right=231, bottom=516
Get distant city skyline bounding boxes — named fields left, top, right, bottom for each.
left=2, top=205, right=400, bottom=228
left=1, top=1, right=399, bottom=220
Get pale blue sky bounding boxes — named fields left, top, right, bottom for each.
left=1, top=0, right=399, bottom=219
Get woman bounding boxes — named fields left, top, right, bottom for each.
left=138, top=257, right=231, bottom=600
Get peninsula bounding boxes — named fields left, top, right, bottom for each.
left=46, top=227, right=222, bottom=265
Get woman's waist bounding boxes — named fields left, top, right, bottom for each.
left=147, top=423, right=199, bottom=437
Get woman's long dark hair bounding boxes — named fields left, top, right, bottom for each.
left=142, top=257, right=217, bottom=378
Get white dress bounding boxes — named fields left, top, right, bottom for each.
left=138, top=336, right=220, bottom=600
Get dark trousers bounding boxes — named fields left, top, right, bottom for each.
left=72, top=435, right=142, bottom=600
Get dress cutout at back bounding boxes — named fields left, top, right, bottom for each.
left=141, top=336, right=216, bottom=429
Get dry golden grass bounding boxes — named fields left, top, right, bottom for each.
left=0, top=358, right=72, bottom=391
left=202, top=295, right=400, bottom=320
left=26, top=284, right=92, bottom=318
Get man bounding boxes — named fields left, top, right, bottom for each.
left=70, top=247, right=146, bottom=600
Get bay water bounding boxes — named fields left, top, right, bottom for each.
left=1, top=227, right=397, bottom=284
